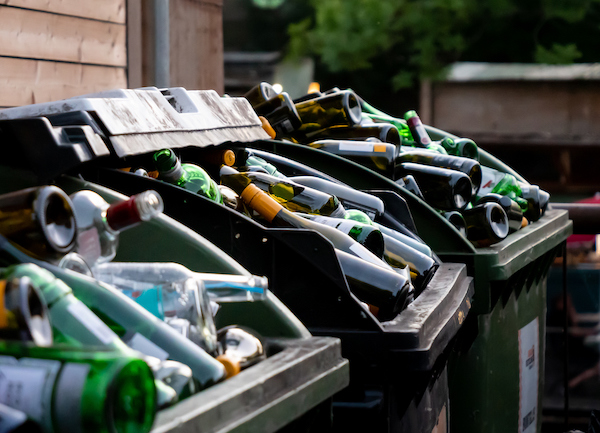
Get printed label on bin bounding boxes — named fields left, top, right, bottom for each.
left=66, top=301, right=118, bottom=346
left=127, top=333, right=169, bottom=361
left=339, top=142, right=374, bottom=152
left=518, top=317, right=539, bottom=433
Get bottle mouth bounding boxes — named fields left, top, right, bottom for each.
left=363, top=229, right=385, bottom=259
left=487, top=203, right=509, bottom=240
left=344, top=93, right=363, bottom=126
left=382, top=125, right=401, bottom=146
left=153, top=149, right=177, bottom=171
left=38, top=186, right=77, bottom=253
left=470, top=166, right=482, bottom=196
left=452, top=177, right=473, bottom=210
left=457, top=139, right=479, bottom=160
left=446, top=212, right=467, bottom=236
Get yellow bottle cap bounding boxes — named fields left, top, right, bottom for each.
left=217, top=354, right=241, bottom=378
left=222, top=150, right=236, bottom=167
left=308, top=82, right=321, bottom=93
left=521, top=216, right=529, bottom=228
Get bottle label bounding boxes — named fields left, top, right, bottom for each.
left=66, top=301, right=118, bottom=346
left=0, top=356, right=60, bottom=428
left=478, top=167, right=506, bottom=197
left=126, top=333, right=169, bottom=361
left=339, top=142, right=374, bottom=152
left=76, top=228, right=102, bottom=266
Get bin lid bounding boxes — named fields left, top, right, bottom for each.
left=0, top=87, right=270, bottom=158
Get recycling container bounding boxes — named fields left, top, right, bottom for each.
left=239, top=138, right=573, bottom=433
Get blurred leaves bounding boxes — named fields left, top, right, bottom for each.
left=286, top=0, right=600, bottom=89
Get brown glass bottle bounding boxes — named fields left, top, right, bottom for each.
left=305, top=124, right=401, bottom=146
left=294, top=90, right=362, bottom=134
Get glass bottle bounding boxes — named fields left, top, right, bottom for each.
left=235, top=170, right=347, bottom=218
left=395, top=163, right=472, bottom=211
left=462, top=202, right=509, bottom=247
left=441, top=211, right=467, bottom=237
left=305, top=123, right=401, bottom=146
left=404, top=110, right=432, bottom=148
left=243, top=81, right=279, bottom=107
left=243, top=152, right=288, bottom=179
left=475, top=193, right=524, bottom=233
left=449, top=138, right=479, bottom=160
left=0, top=403, right=42, bottom=433
left=70, top=190, right=163, bottom=269
left=0, top=249, right=227, bottom=390
left=153, top=148, right=223, bottom=203
left=0, top=186, right=76, bottom=263
left=220, top=166, right=395, bottom=271
left=335, top=249, right=413, bottom=321
left=294, top=90, right=363, bottom=134
left=216, top=326, right=266, bottom=375
left=253, top=92, right=303, bottom=136
left=307, top=139, right=396, bottom=177
left=477, top=166, right=528, bottom=211
left=0, top=275, right=53, bottom=347
left=395, top=174, right=425, bottom=200
left=288, top=175, right=385, bottom=220
left=396, top=148, right=482, bottom=195
left=0, top=341, right=156, bottom=433
left=298, top=213, right=385, bottom=258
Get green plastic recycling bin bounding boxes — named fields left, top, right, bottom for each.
left=241, top=138, right=573, bottom=433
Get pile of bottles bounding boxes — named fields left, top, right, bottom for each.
left=0, top=185, right=267, bottom=432
left=243, top=82, right=551, bottom=247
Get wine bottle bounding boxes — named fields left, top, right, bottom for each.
left=216, top=326, right=265, bottom=373
left=475, top=193, right=523, bottom=233
left=70, top=190, right=163, bottom=268
left=395, top=163, right=472, bottom=211
left=449, top=137, right=479, bottom=160
left=220, top=166, right=395, bottom=271
left=305, top=123, right=401, bottom=146
left=91, top=264, right=218, bottom=356
left=218, top=185, right=245, bottom=213
left=243, top=81, right=279, bottom=107
left=518, top=183, right=547, bottom=222
left=298, top=213, right=385, bottom=257
left=441, top=211, right=467, bottom=236
left=335, top=249, right=413, bottom=321
left=307, top=139, right=396, bottom=176
left=146, top=355, right=196, bottom=403
left=0, top=275, right=53, bottom=347
left=462, top=202, right=509, bottom=247
left=0, top=245, right=227, bottom=389
left=153, top=148, right=223, bottom=203
left=235, top=170, right=347, bottom=218
left=477, top=166, right=528, bottom=210
left=0, top=403, right=42, bottom=433
left=404, top=110, right=431, bottom=148
left=396, top=149, right=482, bottom=195
left=0, top=341, right=156, bottom=433
left=243, top=152, right=288, bottom=179
left=193, top=147, right=237, bottom=168
left=0, top=186, right=76, bottom=263
left=288, top=175, right=385, bottom=219
left=253, top=92, right=302, bottom=135
left=294, top=90, right=362, bottom=133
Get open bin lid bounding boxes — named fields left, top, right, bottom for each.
left=0, top=87, right=270, bottom=160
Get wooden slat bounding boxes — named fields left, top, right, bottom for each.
left=1, top=0, right=126, bottom=23
left=169, top=0, right=224, bottom=93
left=0, top=6, right=126, bottom=66
left=0, top=57, right=127, bottom=107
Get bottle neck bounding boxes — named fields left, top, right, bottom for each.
left=158, top=158, right=184, bottom=184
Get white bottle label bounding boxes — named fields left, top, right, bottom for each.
left=127, top=333, right=169, bottom=361
left=339, top=142, right=374, bottom=152
left=478, top=167, right=506, bottom=197
left=333, top=220, right=356, bottom=235
left=0, top=356, right=60, bottom=428
left=312, top=216, right=355, bottom=234
left=77, top=228, right=101, bottom=266
left=66, top=301, right=118, bottom=345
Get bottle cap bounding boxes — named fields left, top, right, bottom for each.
left=259, top=116, right=276, bottom=139
left=216, top=354, right=241, bottom=378
left=106, top=190, right=163, bottom=231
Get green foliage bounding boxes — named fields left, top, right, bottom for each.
left=534, top=43, right=582, bottom=64
left=286, top=0, right=600, bottom=89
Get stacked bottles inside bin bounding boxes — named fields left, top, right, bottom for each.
left=124, top=145, right=444, bottom=321
left=0, top=185, right=268, bottom=431
left=243, top=82, right=550, bottom=248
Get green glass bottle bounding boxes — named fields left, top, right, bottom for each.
left=236, top=170, right=347, bottom=218
left=294, top=90, right=362, bottom=134
left=0, top=186, right=76, bottom=264
left=0, top=341, right=156, bottom=433
left=477, top=166, right=528, bottom=211
left=297, top=213, right=385, bottom=258
left=244, top=152, right=288, bottom=179
left=449, top=138, right=479, bottom=160
left=153, top=149, right=223, bottom=204
left=0, top=250, right=226, bottom=390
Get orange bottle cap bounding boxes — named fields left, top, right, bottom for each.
left=259, top=116, right=276, bottom=139
left=217, top=354, right=241, bottom=378
left=222, top=150, right=236, bottom=167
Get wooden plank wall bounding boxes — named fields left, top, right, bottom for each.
left=0, top=0, right=128, bottom=107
